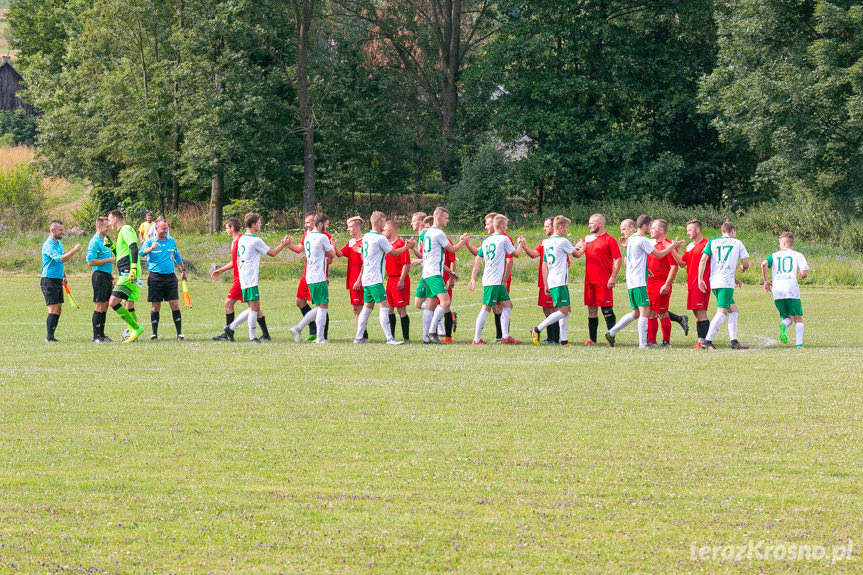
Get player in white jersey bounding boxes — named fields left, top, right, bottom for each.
left=761, top=231, right=809, bottom=347
left=289, top=213, right=338, bottom=343
left=351, top=211, right=415, bottom=344
left=529, top=215, right=577, bottom=346
left=605, top=215, right=683, bottom=348
left=415, top=207, right=470, bottom=344
left=468, top=215, right=521, bottom=344
left=698, top=221, right=751, bottom=349
left=220, top=213, right=292, bottom=342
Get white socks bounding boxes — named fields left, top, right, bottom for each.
left=609, top=313, right=634, bottom=336
left=795, top=322, right=804, bottom=346
left=315, top=308, right=327, bottom=341
left=637, top=316, right=648, bottom=347
left=706, top=311, right=726, bottom=341
left=474, top=308, right=490, bottom=342
left=727, top=311, right=739, bottom=341
left=356, top=306, right=373, bottom=340
left=782, top=317, right=793, bottom=327
left=247, top=308, right=257, bottom=340
left=501, top=307, right=512, bottom=339
left=229, top=308, right=251, bottom=331
left=560, top=314, right=568, bottom=342
left=379, top=306, right=394, bottom=340
left=297, top=307, right=318, bottom=330
left=422, top=309, right=433, bottom=341
left=430, top=306, right=446, bottom=334
left=538, top=310, right=565, bottom=331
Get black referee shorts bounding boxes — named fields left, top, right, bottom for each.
left=147, top=272, right=179, bottom=302
left=41, top=277, right=64, bottom=306
left=92, top=270, right=113, bottom=302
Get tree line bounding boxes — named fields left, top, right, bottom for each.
left=9, top=0, right=863, bottom=230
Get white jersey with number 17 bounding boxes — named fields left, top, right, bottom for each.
left=703, top=236, right=749, bottom=289
left=542, top=236, right=575, bottom=289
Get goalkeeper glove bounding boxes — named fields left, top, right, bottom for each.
left=103, top=236, right=116, bottom=254
left=129, top=264, right=137, bottom=281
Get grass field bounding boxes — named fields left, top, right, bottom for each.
left=1, top=276, right=861, bottom=573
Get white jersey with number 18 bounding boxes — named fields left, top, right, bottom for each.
left=478, top=234, right=515, bottom=286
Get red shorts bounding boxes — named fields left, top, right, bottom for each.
left=687, top=284, right=710, bottom=310
left=647, top=284, right=671, bottom=314
left=296, top=276, right=310, bottom=301
left=584, top=283, right=614, bottom=307
left=348, top=286, right=363, bottom=306
left=538, top=286, right=553, bottom=308
left=386, top=276, right=411, bottom=307
left=228, top=280, right=243, bottom=302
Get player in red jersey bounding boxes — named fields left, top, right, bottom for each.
left=210, top=217, right=272, bottom=341
left=342, top=216, right=367, bottom=340
left=573, top=214, right=622, bottom=345
left=679, top=219, right=711, bottom=347
left=384, top=219, right=412, bottom=341
left=646, top=219, right=681, bottom=346
left=520, top=216, right=560, bottom=344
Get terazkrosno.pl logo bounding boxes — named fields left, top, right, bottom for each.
left=691, top=540, right=855, bottom=563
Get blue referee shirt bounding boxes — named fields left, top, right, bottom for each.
left=41, top=237, right=64, bottom=279
left=142, top=237, right=182, bottom=274
left=86, top=233, right=113, bottom=274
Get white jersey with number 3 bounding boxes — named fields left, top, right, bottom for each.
left=704, top=236, right=749, bottom=289
left=304, top=230, right=332, bottom=284
left=542, top=236, right=575, bottom=289
left=624, top=233, right=653, bottom=289
left=767, top=249, right=808, bottom=300
left=237, top=234, right=270, bottom=288
left=478, top=234, right=515, bottom=286
left=361, top=231, right=393, bottom=286
left=421, top=227, right=450, bottom=279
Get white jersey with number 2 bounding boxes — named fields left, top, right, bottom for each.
left=237, top=234, right=270, bottom=289
left=542, top=236, right=575, bottom=289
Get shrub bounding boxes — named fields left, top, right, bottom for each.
left=71, top=196, right=105, bottom=228
left=448, top=144, right=513, bottom=223
left=0, top=110, right=37, bottom=147
left=738, top=191, right=842, bottom=241
left=0, top=162, right=47, bottom=230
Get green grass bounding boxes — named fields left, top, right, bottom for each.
left=1, top=277, right=862, bottom=572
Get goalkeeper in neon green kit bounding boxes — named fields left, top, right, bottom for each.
left=107, top=210, right=145, bottom=342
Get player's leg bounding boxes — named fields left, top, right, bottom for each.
left=109, top=282, right=143, bottom=340
left=297, top=276, right=316, bottom=339
left=585, top=284, right=599, bottom=344
left=607, top=288, right=645, bottom=345
left=693, top=308, right=709, bottom=344
left=704, top=289, right=731, bottom=349
left=647, top=309, right=659, bottom=345
left=532, top=287, right=569, bottom=345
left=725, top=302, right=747, bottom=348
left=666, top=310, right=688, bottom=335
left=474, top=304, right=492, bottom=344
left=43, top=279, right=62, bottom=342
left=397, top=306, right=410, bottom=341
left=557, top=305, right=571, bottom=346
left=225, top=298, right=236, bottom=326
left=493, top=302, right=503, bottom=341
left=246, top=299, right=261, bottom=341
left=292, top=283, right=323, bottom=342
left=792, top=312, right=804, bottom=347
left=428, top=288, right=450, bottom=342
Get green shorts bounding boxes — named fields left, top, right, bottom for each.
left=112, top=275, right=140, bottom=302
left=415, top=275, right=448, bottom=298
left=712, top=287, right=735, bottom=309
left=774, top=298, right=803, bottom=317
left=628, top=286, right=649, bottom=309
left=363, top=283, right=386, bottom=304
left=242, top=286, right=260, bottom=302
left=482, top=285, right=511, bottom=306
left=308, top=281, right=329, bottom=305
left=550, top=285, right=570, bottom=307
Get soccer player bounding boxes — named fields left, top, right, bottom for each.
left=107, top=210, right=145, bottom=343
left=86, top=216, right=115, bottom=342
left=520, top=217, right=561, bottom=344
left=219, top=213, right=292, bottom=342
left=762, top=232, right=809, bottom=347
left=573, top=213, right=622, bottom=345
left=414, top=214, right=460, bottom=342
left=137, top=212, right=154, bottom=244
left=529, top=215, right=576, bottom=346
left=141, top=220, right=187, bottom=340
left=210, top=217, right=246, bottom=340
left=469, top=215, right=520, bottom=344
left=645, top=219, right=687, bottom=346
left=605, top=216, right=683, bottom=348
left=415, top=207, right=470, bottom=343
left=464, top=212, right=514, bottom=341
left=384, top=219, right=412, bottom=341
left=351, top=211, right=416, bottom=344
left=679, top=219, right=711, bottom=346
left=342, top=216, right=368, bottom=340
left=287, top=212, right=332, bottom=341
left=40, top=220, right=81, bottom=342
left=698, top=221, right=751, bottom=350
left=291, top=213, right=337, bottom=343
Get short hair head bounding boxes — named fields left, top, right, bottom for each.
left=686, top=219, right=702, bottom=231
left=653, top=219, right=668, bottom=232
left=314, top=213, right=329, bottom=226
left=544, top=216, right=554, bottom=225
left=411, top=211, right=427, bottom=221
left=589, top=213, right=605, bottom=225
left=245, top=212, right=261, bottom=228
left=553, top=215, right=571, bottom=230
left=225, top=217, right=241, bottom=232
left=721, top=221, right=736, bottom=234
left=493, top=214, right=508, bottom=230
left=433, top=206, right=449, bottom=219
left=636, top=214, right=652, bottom=229
left=423, top=215, right=434, bottom=226
left=107, top=210, right=124, bottom=221
left=346, top=216, right=363, bottom=227
left=484, top=212, right=498, bottom=222
left=49, top=219, right=63, bottom=231
left=779, top=231, right=794, bottom=246
left=370, top=211, right=385, bottom=226
left=95, top=216, right=108, bottom=226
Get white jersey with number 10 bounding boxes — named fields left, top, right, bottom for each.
left=767, top=248, right=808, bottom=300
left=421, top=227, right=450, bottom=279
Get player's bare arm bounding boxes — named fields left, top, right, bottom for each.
left=61, top=243, right=81, bottom=263
left=512, top=236, right=527, bottom=257
left=651, top=238, right=684, bottom=259
left=468, top=256, right=482, bottom=291
left=608, top=257, right=622, bottom=289
left=463, top=238, right=479, bottom=256
left=573, top=238, right=586, bottom=257
left=265, top=235, right=292, bottom=257
left=761, top=260, right=772, bottom=291
left=389, top=238, right=416, bottom=258
left=697, top=253, right=709, bottom=293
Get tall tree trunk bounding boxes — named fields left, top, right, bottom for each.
left=294, top=0, right=317, bottom=213
left=209, top=172, right=224, bottom=234
left=440, top=0, right=461, bottom=185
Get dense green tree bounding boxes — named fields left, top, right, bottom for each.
left=701, top=0, right=863, bottom=207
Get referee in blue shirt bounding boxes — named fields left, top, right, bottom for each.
left=86, top=216, right=116, bottom=342
left=41, top=220, right=81, bottom=341
left=141, top=220, right=187, bottom=340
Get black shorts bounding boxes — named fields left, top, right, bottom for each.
left=41, top=277, right=64, bottom=306
left=147, top=272, right=179, bottom=302
left=92, top=270, right=113, bottom=302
